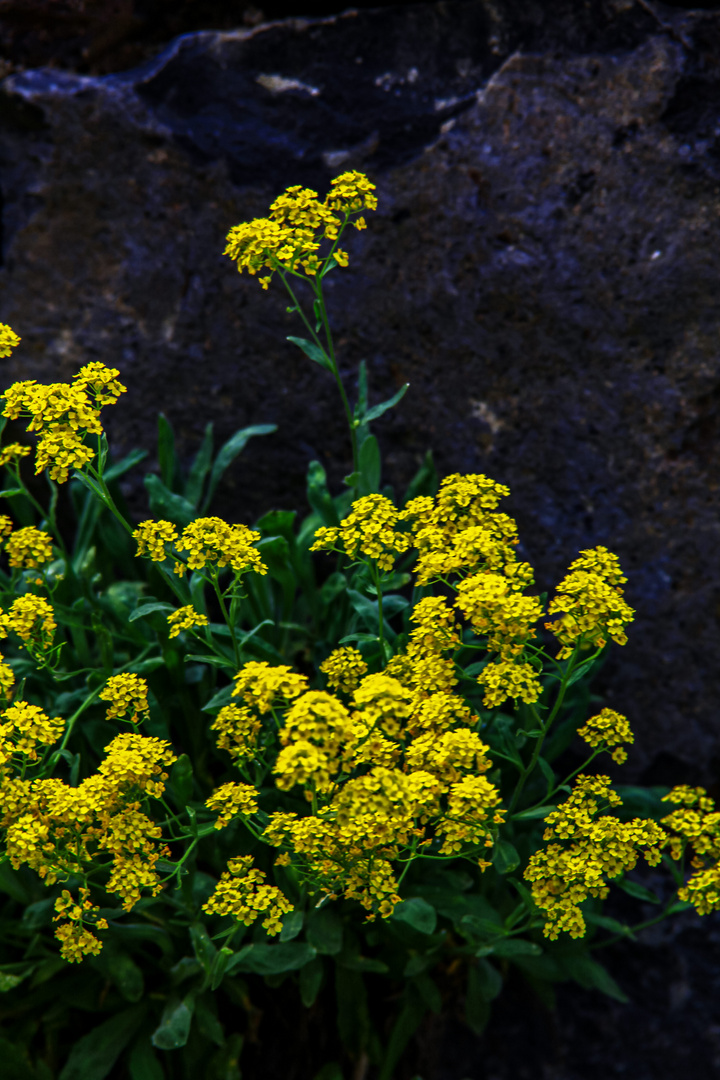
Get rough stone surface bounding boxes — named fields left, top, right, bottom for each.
left=0, top=0, right=719, bottom=788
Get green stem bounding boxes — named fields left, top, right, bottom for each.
left=211, top=570, right=240, bottom=668
left=373, top=563, right=385, bottom=647
left=85, top=464, right=133, bottom=536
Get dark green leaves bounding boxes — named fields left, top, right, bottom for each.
left=287, top=336, right=334, bottom=373
left=60, top=1007, right=145, bottom=1079
left=151, top=993, right=196, bottom=1050
left=390, top=898, right=437, bottom=936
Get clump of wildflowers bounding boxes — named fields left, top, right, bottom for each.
left=231, top=661, right=308, bottom=714
left=167, top=605, right=209, bottom=638
left=546, top=546, right=635, bottom=659
left=320, top=645, right=368, bottom=693
left=0, top=323, right=21, bottom=357
left=661, top=787, right=720, bottom=915
left=202, top=855, right=292, bottom=934
left=524, top=775, right=664, bottom=939
left=99, top=673, right=150, bottom=725
left=0, top=595, right=56, bottom=652
left=311, top=493, right=410, bottom=572
left=577, top=708, right=634, bottom=764
left=224, top=171, right=377, bottom=289
left=174, top=517, right=266, bottom=577
left=4, top=526, right=53, bottom=570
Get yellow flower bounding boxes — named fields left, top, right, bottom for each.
left=210, top=703, right=261, bottom=762
left=455, top=572, right=543, bottom=657
left=166, top=605, right=209, bottom=639
left=546, top=547, right=634, bottom=659
left=232, top=660, right=308, bottom=714
left=174, top=516, right=266, bottom=577
left=202, top=855, right=292, bottom=935
left=476, top=659, right=542, bottom=708
left=311, top=493, right=410, bottom=572
left=99, top=673, right=150, bottom=725
left=0, top=701, right=63, bottom=761
left=577, top=708, right=634, bottom=765
left=132, top=519, right=178, bottom=561
left=206, top=781, right=259, bottom=829
left=0, top=324, right=21, bottom=358
left=73, top=362, right=126, bottom=407
left=0, top=594, right=56, bottom=650
left=320, top=646, right=368, bottom=693
left=5, top=526, right=53, bottom=569
left=0, top=443, right=31, bottom=468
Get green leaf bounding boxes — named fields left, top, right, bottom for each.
left=299, top=956, right=324, bottom=1007
left=512, top=804, right=556, bottom=821
left=128, top=601, right=174, bottom=623
left=537, top=755, right=555, bottom=791
left=558, top=951, right=628, bottom=1002
left=209, top=947, right=234, bottom=991
left=306, top=906, right=343, bottom=955
left=202, top=684, right=236, bottom=713
left=363, top=382, right=409, bottom=424
left=378, top=989, right=426, bottom=1080
left=584, top=912, right=636, bottom=938
left=615, top=878, right=661, bottom=904
left=144, top=474, right=195, bottom=527
left=185, top=423, right=214, bottom=508
left=402, top=449, right=438, bottom=504
left=492, top=840, right=520, bottom=875
left=202, top=424, right=276, bottom=513
left=59, top=1007, right=145, bottom=1080
left=104, top=448, right=148, bottom=484
left=190, top=922, right=217, bottom=974
left=465, top=964, right=492, bottom=1035
left=157, top=413, right=178, bottom=490
left=336, top=967, right=369, bottom=1057
left=490, top=938, right=542, bottom=958
left=92, top=948, right=144, bottom=1003
left=227, top=942, right=317, bottom=976
left=391, top=898, right=437, bottom=935
left=474, top=957, right=503, bottom=1002
left=151, top=993, right=196, bottom=1050
left=566, top=655, right=599, bottom=687
left=195, top=992, right=225, bottom=1048
left=413, top=973, right=442, bottom=1013
left=357, top=433, right=380, bottom=495
left=306, top=460, right=339, bottom=526
left=0, top=968, right=33, bottom=992
left=286, top=336, right=334, bottom=373
left=128, top=1036, right=164, bottom=1080
left=169, top=754, right=194, bottom=809
left=280, top=909, right=304, bottom=942
left=313, top=1063, right=343, bottom=1080
left=0, top=488, right=24, bottom=498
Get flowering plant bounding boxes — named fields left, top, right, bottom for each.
left=0, top=173, right=713, bottom=1080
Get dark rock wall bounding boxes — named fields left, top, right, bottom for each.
left=0, top=0, right=718, bottom=783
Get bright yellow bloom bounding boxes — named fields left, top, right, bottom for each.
left=174, top=516, right=266, bottom=577
left=577, top=708, right=634, bottom=765
left=320, top=646, right=368, bottom=693
left=0, top=516, right=12, bottom=539
left=352, top=673, right=414, bottom=739
left=0, top=594, right=56, bottom=649
left=99, top=673, right=150, bottom=725
left=202, top=855, right=292, bottom=935
left=311, top=494, right=410, bottom=572
left=5, top=526, right=53, bottom=569
left=546, top=547, right=634, bottom=659
left=54, top=921, right=104, bottom=962
left=405, top=729, right=492, bottom=783
left=73, top=362, right=126, bottom=407
left=206, top=781, right=259, bottom=829
left=455, top=571, right=543, bottom=657
left=436, top=774, right=506, bottom=855
left=166, top=605, right=209, bottom=638
left=524, top=775, right=664, bottom=939
left=210, top=703, right=261, bottom=762
left=232, top=660, right=308, bottom=714
left=477, top=659, right=542, bottom=708
left=0, top=701, right=63, bottom=763
left=0, top=443, right=31, bottom=468
left=661, top=787, right=720, bottom=915
left=0, top=324, right=21, bottom=357
left=132, top=519, right=178, bottom=561
left=96, top=731, right=177, bottom=800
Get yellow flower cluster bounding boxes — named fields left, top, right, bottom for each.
left=210, top=703, right=262, bottom=763
left=2, top=730, right=176, bottom=954
left=166, top=604, right=209, bottom=639
left=0, top=657, right=15, bottom=703
left=455, top=572, right=543, bottom=657
left=202, top=855, right=293, bottom=934
left=320, top=645, right=368, bottom=693
left=206, top=781, right=259, bottom=829
left=0, top=701, right=63, bottom=765
left=53, top=888, right=108, bottom=963
left=0, top=323, right=21, bottom=357
left=311, top=493, right=410, bottom=572
left=0, top=594, right=56, bottom=651
left=232, top=660, right=308, bottom=714
left=99, top=673, right=150, bottom=725
left=524, top=775, right=664, bottom=939
left=546, top=546, right=635, bottom=659
left=4, top=526, right=53, bottom=570
left=133, top=516, right=267, bottom=579
left=224, top=170, right=376, bottom=288
left=477, top=659, right=542, bottom=709
left=274, top=691, right=355, bottom=794
left=0, top=443, right=31, bottom=468
left=577, top=708, right=634, bottom=765
left=661, top=787, right=720, bottom=915
left=1, top=363, right=126, bottom=482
